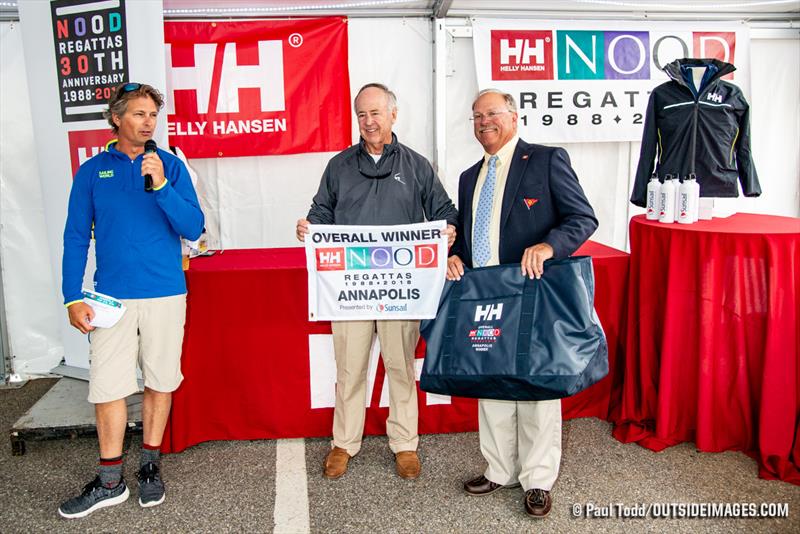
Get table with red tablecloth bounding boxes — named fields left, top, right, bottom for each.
left=162, top=241, right=629, bottom=454
left=612, top=213, right=800, bottom=484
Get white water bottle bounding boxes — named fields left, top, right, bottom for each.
left=646, top=174, right=660, bottom=220
left=658, top=175, right=677, bottom=223
left=677, top=177, right=693, bottom=224
left=690, top=175, right=701, bottom=222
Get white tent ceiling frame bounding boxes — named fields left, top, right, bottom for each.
left=1, top=1, right=799, bottom=21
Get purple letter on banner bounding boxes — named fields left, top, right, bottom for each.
left=604, top=31, right=649, bottom=79
left=370, top=247, right=393, bottom=269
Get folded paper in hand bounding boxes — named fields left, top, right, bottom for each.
left=82, top=289, right=126, bottom=328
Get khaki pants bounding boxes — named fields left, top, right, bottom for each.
left=479, top=398, right=562, bottom=491
left=331, top=320, right=420, bottom=456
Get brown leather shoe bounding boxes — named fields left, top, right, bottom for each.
left=323, top=447, right=350, bottom=479
left=524, top=489, right=552, bottom=518
left=463, top=475, right=521, bottom=496
left=395, top=451, right=421, bottom=479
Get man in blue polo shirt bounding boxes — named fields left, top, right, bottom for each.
left=58, top=83, right=204, bottom=519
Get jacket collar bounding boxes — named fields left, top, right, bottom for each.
left=105, top=141, right=135, bottom=161
left=482, top=135, right=519, bottom=168
left=663, top=58, right=736, bottom=95
left=357, top=132, right=398, bottom=179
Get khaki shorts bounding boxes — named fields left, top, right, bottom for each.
left=88, top=294, right=187, bottom=404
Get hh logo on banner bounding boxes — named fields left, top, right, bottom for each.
left=491, top=30, right=554, bottom=80
left=164, top=18, right=351, bottom=158
left=67, top=129, right=113, bottom=176
left=491, top=29, right=735, bottom=81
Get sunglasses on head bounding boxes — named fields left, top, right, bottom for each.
left=118, top=82, right=142, bottom=95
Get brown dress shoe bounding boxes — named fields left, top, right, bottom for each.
left=524, top=489, right=552, bottom=518
left=464, top=475, right=521, bottom=496
left=323, top=447, right=350, bottom=479
left=395, top=451, right=421, bottom=479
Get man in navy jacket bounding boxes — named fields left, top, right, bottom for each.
left=448, top=89, right=597, bottom=518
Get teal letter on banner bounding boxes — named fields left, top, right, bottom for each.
left=109, top=13, right=121, bottom=32
left=557, top=30, right=604, bottom=80
left=347, top=247, right=371, bottom=269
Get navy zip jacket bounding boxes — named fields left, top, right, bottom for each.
left=630, top=58, right=761, bottom=207
left=450, top=139, right=597, bottom=265
left=307, top=133, right=458, bottom=227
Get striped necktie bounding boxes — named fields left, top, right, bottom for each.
left=473, top=155, right=499, bottom=267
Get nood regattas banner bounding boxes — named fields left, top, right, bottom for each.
left=472, top=19, right=750, bottom=143
left=305, top=222, right=448, bottom=321
left=50, top=0, right=129, bottom=122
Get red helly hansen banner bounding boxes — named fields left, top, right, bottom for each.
left=164, top=18, right=351, bottom=158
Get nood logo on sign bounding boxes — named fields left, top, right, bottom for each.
left=316, top=245, right=439, bottom=271
left=491, top=29, right=736, bottom=81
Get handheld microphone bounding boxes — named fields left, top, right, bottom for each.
left=144, top=139, right=157, bottom=192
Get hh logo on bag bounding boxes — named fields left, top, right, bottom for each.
left=475, top=303, right=503, bottom=322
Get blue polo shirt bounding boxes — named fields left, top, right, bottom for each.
left=62, top=141, right=204, bottom=304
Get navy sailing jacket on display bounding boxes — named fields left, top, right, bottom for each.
left=630, top=58, right=761, bottom=207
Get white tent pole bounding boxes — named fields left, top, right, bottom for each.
left=433, top=18, right=447, bottom=178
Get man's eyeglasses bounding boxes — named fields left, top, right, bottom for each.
left=470, top=110, right=511, bottom=122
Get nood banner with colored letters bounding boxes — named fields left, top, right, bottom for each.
left=164, top=18, right=351, bottom=158
left=305, top=222, right=448, bottom=321
left=472, top=19, right=750, bottom=143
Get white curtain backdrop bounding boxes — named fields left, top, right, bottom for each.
left=0, top=21, right=64, bottom=377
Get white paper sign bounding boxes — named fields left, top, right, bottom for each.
left=82, top=289, right=126, bottom=328
left=305, top=221, right=448, bottom=321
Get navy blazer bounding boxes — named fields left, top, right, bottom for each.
left=451, top=139, right=598, bottom=267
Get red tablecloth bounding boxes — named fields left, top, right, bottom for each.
left=613, top=213, right=800, bottom=484
left=162, top=242, right=629, bottom=453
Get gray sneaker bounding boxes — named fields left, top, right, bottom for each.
left=58, top=475, right=129, bottom=519
left=137, top=462, right=165, bottom=508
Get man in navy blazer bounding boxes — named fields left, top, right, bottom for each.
left=448, top=89, right=597, bottom=518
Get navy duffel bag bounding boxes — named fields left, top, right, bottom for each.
left=419, top=256, right=608, bottom=401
